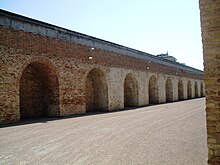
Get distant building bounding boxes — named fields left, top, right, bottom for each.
left=157, top=52, right=177, bottom=62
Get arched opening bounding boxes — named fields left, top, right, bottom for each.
left=85, top=68, right=108, bottom=112
left=178, top=80, right=184, bottom=100
left=124, top=73, right=138, bottom=107
left=165, top=78, right=173, bottom=102
left=187, top=80, right=192, bottom=99
left=201, top=82, right=204, bottom=97
left=20, top=61, right=59, bottom=119
left=195, top=82, right=199, bottom=98
left=149, top=75, right=159, bottom=104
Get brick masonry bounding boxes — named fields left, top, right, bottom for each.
left=0, top=10, right=205, bottom=124
left=200, top=0, right=220, bottom=164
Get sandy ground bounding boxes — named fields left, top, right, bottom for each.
left=0, top=98, right=208, bottom=165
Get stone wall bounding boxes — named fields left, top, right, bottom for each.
left=0, top=10, right=204, bottom=124
left=200, top=0, right=220, bottom=164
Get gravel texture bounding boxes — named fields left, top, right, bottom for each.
left=0, top=98, right=208, bottom=165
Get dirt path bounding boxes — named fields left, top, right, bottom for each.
left=0, top=98, right=208, bottom=165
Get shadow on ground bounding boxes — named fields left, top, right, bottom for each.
left=0, top=98, right=204, bottom=128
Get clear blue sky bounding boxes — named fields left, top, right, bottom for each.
left=0, top=0, right=203, bottom=70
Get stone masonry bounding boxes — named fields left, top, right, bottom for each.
left=0, top=9, right=204, bottom=124
left=200, top=0, right=220, bottom=164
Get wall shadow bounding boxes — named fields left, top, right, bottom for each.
left=0, top=97, right=205, bottom=128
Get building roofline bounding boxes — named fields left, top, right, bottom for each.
left=0, top=9, right=203, bottom=75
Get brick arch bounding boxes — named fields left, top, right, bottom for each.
left=187, top=80, right=192, bottom=99
left=85, top=68, right=108, bottom=112
left=201, top=81, right=204, bottom=97
left=124, top=73, right=139, bottom=107
left=178, top=79, right=184, bottom=100
left=149, top=75, right=159, bottom=104
left=195, top=81, right=199, bottom=98
left=165, top=78, right=174, bottom=102
left=18, top=57, right=60, bottom=84
left=19, top=57, right=60, bottom=119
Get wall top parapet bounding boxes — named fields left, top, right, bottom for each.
left=0, top=9, right=203, bottom=75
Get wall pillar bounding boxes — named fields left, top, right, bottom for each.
left=158, top=74, right=166, bottom=103
left=0, top=66, right=20, bottom=123
left=107, top=68, right=124, bottom=110
left=173, top=77, right=179, bottom=101
left=138, top=72, right=148, bottom=106
left=192, top=80, right=196, bottom=99
left=200, top=0, right=220, bottom=164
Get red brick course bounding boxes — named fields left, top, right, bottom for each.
left=0, top=26, right=203, bottom=79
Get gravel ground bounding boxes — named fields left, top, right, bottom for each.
left=0, top=98, right=208, bottom=165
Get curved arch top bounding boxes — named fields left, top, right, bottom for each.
left=178, top=79, right=184, bottom=100
left=201, top=81, right=205, bottom=97
left=19, top=58, right=60, bottom=119
left=165, top=78, right=174, bottom=102
left=195, top=81, right=199, bottom=98
left=85, top=68, right=109, bottom=112
left=149, top=75, right=159, bottom=104
left=187, top=80, right=192, bottom=99
left=124, top=73, right=139, bottom=107
left=18, top=57, right=60, bottom=85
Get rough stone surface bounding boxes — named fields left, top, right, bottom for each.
left=200, top=0, right=220, bottom=164
left=0, top=10, right=205, bottom=124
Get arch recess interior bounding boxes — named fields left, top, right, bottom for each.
left=124, top=73, right=139, bottom=107
left=85, top=68, right=108, bottom=112
left=20, top=60, right=60, bottom=119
